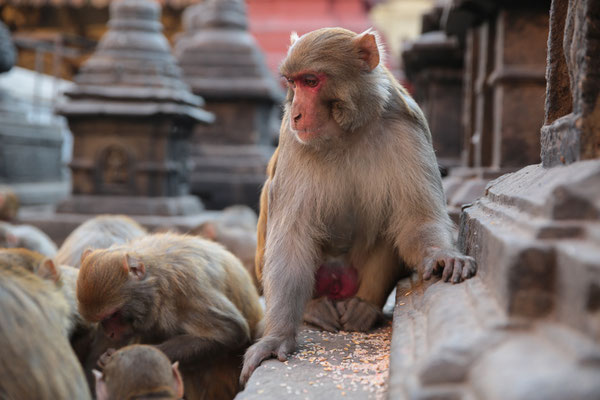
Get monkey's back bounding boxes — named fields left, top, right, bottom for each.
left=57, top=214, right=147, bottom=268
left=126, top=233, right=263, bottom=339
left=0, top=266, right=91, bottom=400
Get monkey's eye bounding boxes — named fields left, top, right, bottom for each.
left=283, top=77, right=295, bottom=88
left=303, top=75, right=319, bottom=87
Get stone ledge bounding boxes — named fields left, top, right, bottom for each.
left=236, top=325, right=392, bottom=400
left=388, top=276, right=600, bottom=400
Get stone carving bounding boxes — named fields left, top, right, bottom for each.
left=175, top=0, right=282, bottom=210
left=56, top=0, right=213, bottom=216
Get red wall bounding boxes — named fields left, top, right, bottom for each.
left=247, top=0, right=372, bottom=76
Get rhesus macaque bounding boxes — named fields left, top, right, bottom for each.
left=94, top=344, right=184, bottom=400
left=0, top=186, right=18, bottom=221
left=0, top=259, right=91, bottom=399
left=56, top=214, right=147, bottom=268
left=77, top=233, right=263, bottom=400
left=241, top=28, right=477, bottom=384
left=191, top=220, right=259, bottom=291
left=0, top=221, right=57, bottom=256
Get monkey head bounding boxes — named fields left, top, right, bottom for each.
left=93, top=345, right=184, bottom=400
left=280, top=28, right=390, bottom=146
left=77, top=249, right=153, bottom=342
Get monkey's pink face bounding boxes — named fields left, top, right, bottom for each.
left=96, top=307, right=133, bottom=343
left=285, top=72, right=337, bottom=144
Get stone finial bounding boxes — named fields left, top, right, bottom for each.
left=175, top=0, right=283, bottom=102
left=59, top=0, right=212, bottom=123
left=183, top=0, right=248, bottom=31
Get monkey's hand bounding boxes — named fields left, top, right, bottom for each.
left=303, top=297, right=342, bottom=332
left=97, top=347, right=116, bottom=370
left=335, top=297, right=382, bottom=332
left=422, top=248, right=477, bottom=283
left=240, top=335, right=296, bottom=387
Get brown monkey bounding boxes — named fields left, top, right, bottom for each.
left=77, top=233, right=263, bottom=400
left=94, top=344, right=184, bottom=400
left=241, top=28, right=476, bottom=384
left=0, top=221, right=57, bottom=256
left=0, top=186, right=18, bottom=221
left=0, top=259, right=92, bottom=399
left=56, top=214, right=147, bottom=268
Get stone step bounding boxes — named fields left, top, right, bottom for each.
left=388, top=276, right=600, bottom=400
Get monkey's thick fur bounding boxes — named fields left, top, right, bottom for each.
left=243, top=27, right=476, bottom=384
left=0, top=263, right=91, bottom=400
left=78, top=233, right=263, bottom=400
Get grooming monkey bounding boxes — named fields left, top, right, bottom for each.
left=242, top=28, right=476, bottom=384
left=77, top=233, right=263, bottom=400
left=94, top=345, right=184, bottom=400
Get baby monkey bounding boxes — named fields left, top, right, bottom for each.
left=94, top=344, right=184, bottom=400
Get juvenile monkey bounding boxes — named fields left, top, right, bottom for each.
left=56, top=214, right=147, bottom=268
left=242, top=28, right=476, bottom=384
left=94, top=344, right=184, bottom=400
left=0, top=221, right=57, bottom=256
left=77, top=233, right=263, bottom=400
left=0, top=259, right=91, bottom=399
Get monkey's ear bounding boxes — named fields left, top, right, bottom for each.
left=172, top=361, right=185, bottom=398
left=93, top=369, right=109, bottom=400
left=37, top=258, right=60, bottom=283
left=123, top=254, right=146, bottom=280
left=198, top=222, right=217, bottom=241
left=354, top=30, right=380, bottom=71
left=290, top=31, right=299, bottom=45
left=81, top=248, right=93, bottom=266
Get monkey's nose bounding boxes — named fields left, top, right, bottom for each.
left=293, top=113, right=302, bottom=122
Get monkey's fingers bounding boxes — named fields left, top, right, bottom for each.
left=338, top=297, right=382, bottom=332
left=304, top=298, right=341, bottom=332
left=441, top=258, right=455, bottom=282
left=462, top=256, right=477, bottom=280
left=422, top=257, right=438, bottom=280
left=240, top=336, right=296, bottom=387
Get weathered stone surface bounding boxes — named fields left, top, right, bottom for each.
left=236, top=324, right=392, bottom=400
left=388, top=275, right=600, bottom=400
left=541, top=0, right=600, bottom=166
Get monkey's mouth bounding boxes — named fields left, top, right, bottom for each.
left=296, top=129, right=318, bottom=142
left=100, top=310, right=127, bottom=339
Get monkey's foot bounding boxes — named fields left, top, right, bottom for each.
left=303, top=297, right=341, bottom=332
left=423, top=248, right=477, bottom=283
left=335, top=297, right=383, bottom=332
left=240, top=335, right=296, bottom=387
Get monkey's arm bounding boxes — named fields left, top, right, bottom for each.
left=393, top=217, right=476, bottom=283
left=255, top=147, right=279, bottom=286
left=241, top=219, right=317, bottom=386
left=157, top=292, right=251, bottom=364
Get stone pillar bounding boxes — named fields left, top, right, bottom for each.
left=442, top=0, right=549, bottom=222
left=460, top=0, right=600, bottom=338
left=175, top=0, right=282, bottom=210
left=55, top=0, right=213, bottom=217
left=401, top=4, right=464, bottom=172
left=0, top=21, right=68, bottom=205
